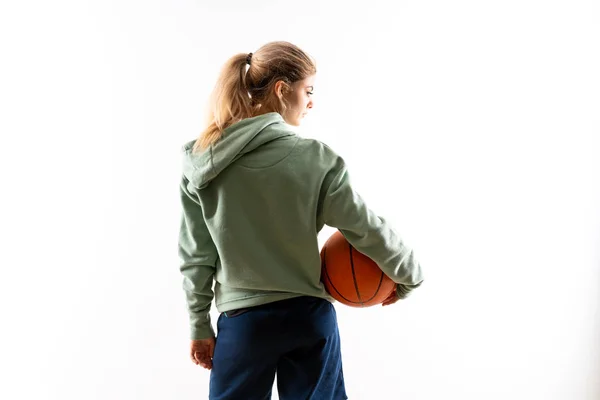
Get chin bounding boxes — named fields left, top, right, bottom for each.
left=295, top=114, right=308, bottom=126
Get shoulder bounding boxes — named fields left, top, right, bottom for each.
left=295, top=137, right=342, bottom=159
left=293, top=137, right=347, bottom=172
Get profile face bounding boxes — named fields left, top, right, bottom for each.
left=282, top=75, right=315, bottom=126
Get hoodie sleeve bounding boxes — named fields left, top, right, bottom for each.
left=178, top=176, right=218, bottom=339
left=321, top=156, right=424, bottom=299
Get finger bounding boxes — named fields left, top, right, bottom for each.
left=190, top=349, right=199, bottom=364
left=382, top=298, right=398, bottom=306
left=195, top=351, right=213, bottom=369
left=192, top=349, right=203, bottom=363
left=200, top=363, right=212, bottom=370
left=198, top=356, right=213, bottom=370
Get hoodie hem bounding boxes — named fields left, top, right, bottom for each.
left=216, top=292, right=332, bottom=312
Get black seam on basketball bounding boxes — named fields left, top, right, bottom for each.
left=362, top=271, right=385, bottom=303
left=348, top=244, right=364, bottom=306
left=322, top=247, right=361, bottom=304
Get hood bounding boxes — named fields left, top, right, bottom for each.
left=182, top=112, right=296, bottom=189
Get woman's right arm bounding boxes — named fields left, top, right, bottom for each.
left=178, top=176, right=218, bottom=339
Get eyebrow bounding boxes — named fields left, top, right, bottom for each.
left=306, top=86, right=314, bottom=91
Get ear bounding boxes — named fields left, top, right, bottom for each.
left=274, top=80, right=290, bottom=99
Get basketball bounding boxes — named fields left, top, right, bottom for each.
left=320, top=230, right=397, bottom=307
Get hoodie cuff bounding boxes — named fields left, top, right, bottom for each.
left=190, top=322, right=215, bottom=340
left=396, top=281, right=423, bottom=299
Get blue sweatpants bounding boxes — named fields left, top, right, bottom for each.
left=209, top=296, right=347, bottom=400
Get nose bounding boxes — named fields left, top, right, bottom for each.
left=307, top=99, right=313, bottom=109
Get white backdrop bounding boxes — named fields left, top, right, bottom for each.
left=1, top=1, right=599, bottom=399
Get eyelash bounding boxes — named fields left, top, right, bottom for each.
left=307, top=91, right=313, bottom=96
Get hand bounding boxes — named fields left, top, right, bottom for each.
left=382, top=286, right=400, bottom=307
left=190, top=337, right=215, bottom=370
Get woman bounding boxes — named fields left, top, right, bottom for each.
left=178, top=41, right=424, bottom=399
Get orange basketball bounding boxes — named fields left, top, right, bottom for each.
left=320, top=230, right=397, bottom=307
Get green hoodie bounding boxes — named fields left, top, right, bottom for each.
left=179, top=112, right=424, bottom=340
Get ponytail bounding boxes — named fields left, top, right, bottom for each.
left=193, top=54, right=253, bottom=152
left=193, top=42, right=316, bottom=153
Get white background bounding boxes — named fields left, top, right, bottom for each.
left=1, top=1, right=599, bottom=399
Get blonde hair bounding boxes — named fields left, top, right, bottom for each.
left=193, top=41, right=317, bottom=152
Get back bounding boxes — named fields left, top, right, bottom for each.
left=191, top=130, right=340, bottom=310
left=178, top=113, right=423, bottom=340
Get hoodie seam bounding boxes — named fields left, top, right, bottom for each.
left=234, top=136, right=300, bottom=170
left=209, top=145, right=218, bottom=180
